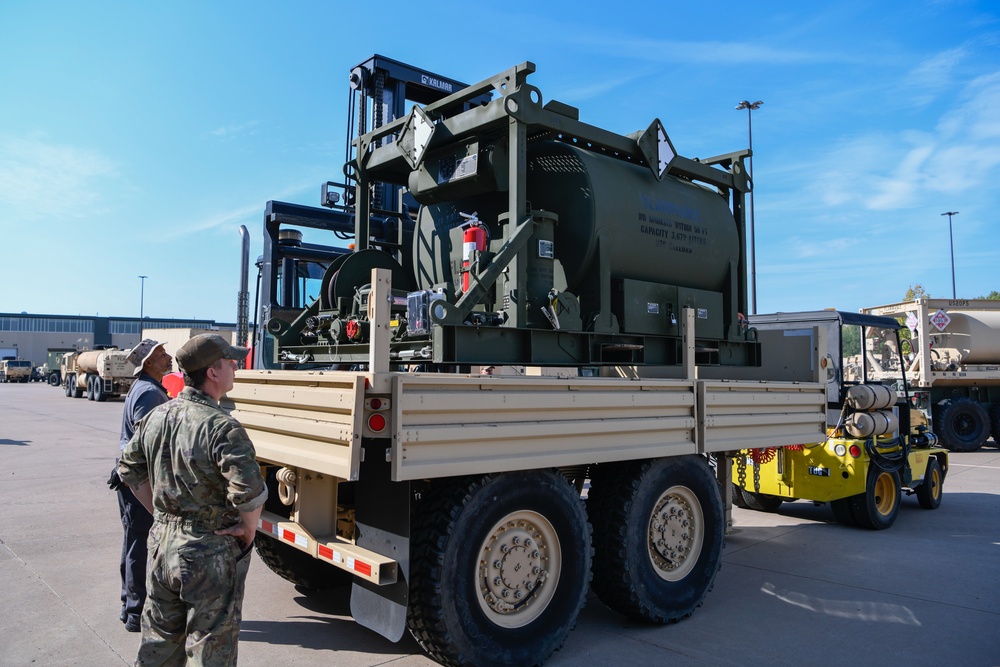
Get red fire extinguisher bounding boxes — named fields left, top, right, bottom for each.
left=461, top=213, right=487, bottom=293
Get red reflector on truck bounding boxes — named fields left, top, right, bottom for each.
left=849, top=444, right=862, bottom=458
left=368, top=413, right=386, bottom=432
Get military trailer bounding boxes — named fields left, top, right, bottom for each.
left=221, top=57, right=830, bottom=667
left=862, top=299, right=1000, bottom=451
left=63, top=348, right=135, bottom=401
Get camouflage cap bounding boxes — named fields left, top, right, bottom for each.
left=127, top=339, right=165, bottom=377
left=176, top=334, right=246, bottom=373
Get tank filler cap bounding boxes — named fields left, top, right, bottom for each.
left=636, top=119, right=676, bottom=181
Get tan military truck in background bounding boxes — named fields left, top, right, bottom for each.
left=0, top=359, right=32, bottom=383
left=862, top=299, right=1000, bottom=451
left=62, top=348, right=135, bottom=401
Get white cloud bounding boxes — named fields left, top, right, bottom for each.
left=206, top=120, right=260, bottom=140
left=808, top=69, right=1000, bottom=212
left=0, top=133, right=116, bottom=222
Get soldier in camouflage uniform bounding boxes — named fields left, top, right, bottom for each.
left=118, top=334, right=266, bottom=666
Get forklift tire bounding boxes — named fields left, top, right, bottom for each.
left=916, top=458, right=944, bottom=510
left=738, top=489, right=783, bottom=512
left=731, top=484, right=749, bottom=509
left=830, top=498, right=857, bottom=526
left=407, top=470, right=591, bottom=667
left=988, top=403, right=1000, bottom=447
left=935, top=398, right=989, bottom=452
left=588, top=455, right=724, bottom=624
left=254, top=533, right=350, bottom=590
left=849, top=467, right=900, bottom=530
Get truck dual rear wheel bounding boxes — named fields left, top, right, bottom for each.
left=916, top=458, right=944, bottom=510
left=849, top=466, right=900, bottom=530
left=407, top=470, right=591, bottom=667
left=935, top=398, right=989, bottom=452
left=587, top=455, right=724, bottom=624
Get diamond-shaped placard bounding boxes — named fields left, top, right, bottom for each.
left=396, top=105, right=435, bottom=170
left=637, top=118, right=676, bottom=181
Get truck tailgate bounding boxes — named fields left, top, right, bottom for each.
left=224, top=370, right=366, bottom=480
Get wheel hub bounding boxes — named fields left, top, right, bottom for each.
left=648, top=485, right=703, bottom=581
left=478, top=510, right=560, bottom=628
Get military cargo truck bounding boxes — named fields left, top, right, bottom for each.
left=862, top=299, right=1000, bottom=451
left=63, top=348, right=135, bottom=401
left=221, top=57, right=829, bottom=667
left=0, top=359, right=32, bottom=383
left=43, top=348, right=76, bottom=386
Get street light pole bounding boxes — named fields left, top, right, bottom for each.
left=736, top=100, right=763, bottom=314
left=940, top=211, right=958, bottom=298
left=138, top=275, right=148, bottom=334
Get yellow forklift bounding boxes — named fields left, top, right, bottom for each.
left=733, top=311, right=947, bottom=529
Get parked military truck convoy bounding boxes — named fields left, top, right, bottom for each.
left=214, top=56, right=946, bottom=667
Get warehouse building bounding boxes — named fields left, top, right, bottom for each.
left=0, top=313, right=237, bottom=367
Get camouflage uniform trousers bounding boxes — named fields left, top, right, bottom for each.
left=136, top=518, right=253, bottom=667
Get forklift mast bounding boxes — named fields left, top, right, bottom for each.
left=252, top=56, right=490, bottom=368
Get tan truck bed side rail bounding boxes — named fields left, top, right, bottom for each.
left=224, top=371, right=366, bottom=480
left=224, top=371, right=826, bottom=483
left=391, top=375, right=698, bottom=480
left=699, top=380, right=827, bottom=452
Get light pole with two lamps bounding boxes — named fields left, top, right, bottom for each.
left=736, top=100, right=763, bottom=314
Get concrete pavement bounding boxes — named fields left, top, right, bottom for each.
left=1, top=382, right=998, bottom=666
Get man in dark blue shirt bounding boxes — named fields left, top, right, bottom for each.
left=117, top=338, right=172, bottom=632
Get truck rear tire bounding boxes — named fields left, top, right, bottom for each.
left=935, top=398, right=989, bottom=452
left=916, top=457, right=943, bottom=510
left=71, top=375, right=83, bottom=399
left=254, top=533, right=350, bottom=590
left=93, top=379, right=105, bottom=402
left=848, top=466, right=900, bottom=530
left=587, top=455, right=724, bottom=624
left=407, top=470, right=591, bottom=667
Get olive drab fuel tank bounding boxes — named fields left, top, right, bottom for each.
left=412, top=140, right=739, bottom=296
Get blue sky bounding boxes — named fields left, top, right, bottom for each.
left=1, top=1, right=998, bottom=322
